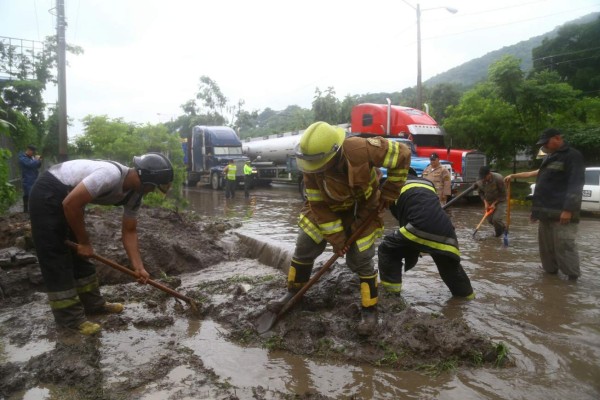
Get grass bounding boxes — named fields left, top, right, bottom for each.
left=494, top=342, right=510, bottom=367
left=415, top=357, right=459, bottom=376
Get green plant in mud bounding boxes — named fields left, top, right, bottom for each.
left=416, top=356, right=458, bottom=376
left=375, top=341, right=402, bottom=367
left=263, top=335, right=285, bottom=350
left=494, top=342, right=510, bottom=367
left=469, top=350, right=484, bottom=367
left=228, top=328, right=256, bottom=345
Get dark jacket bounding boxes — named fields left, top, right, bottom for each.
left=389, top=176, right=460, bottom=267
left=532, top=143, right=585, bottom=222
left=18, top=151, right=42, bottom=194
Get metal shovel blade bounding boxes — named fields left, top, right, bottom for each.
left=255, top=310, right=278, bottom=334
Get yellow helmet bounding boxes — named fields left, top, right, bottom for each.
left=295, top=122, right=345, bottom=173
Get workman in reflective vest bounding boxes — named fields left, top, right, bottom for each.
left=243, top=160, right=253, bottom=198
left=223, top=160, right=237, bottom=199
left=267, top=121, right=411, bottom=335
left=378, top=170, right=474, bottom=299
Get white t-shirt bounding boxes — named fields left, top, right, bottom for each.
left=48, top=159, right=142, bottom=218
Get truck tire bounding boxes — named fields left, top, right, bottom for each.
left=211, top=173, right=222, bottom=190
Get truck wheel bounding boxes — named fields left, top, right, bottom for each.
left=211, top=173, right=221, bottom=190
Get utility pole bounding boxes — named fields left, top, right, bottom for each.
left=56, top=0, right=68, bottom=161
left=416, top=3, right=423, bottom=111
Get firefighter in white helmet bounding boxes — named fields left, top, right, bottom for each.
left=267, top=121, right=411, bottom=335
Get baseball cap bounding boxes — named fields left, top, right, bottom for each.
left=479, top=165, right=491, bottom=179
left=536, top=128, right=561, bottom=145
left=429, top=153, right=439, bottom=160
left=27, top=144, right=37, bottom=151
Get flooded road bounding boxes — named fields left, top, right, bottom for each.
left=184, top=184, right=600, bottom=399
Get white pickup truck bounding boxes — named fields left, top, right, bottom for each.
left=527, top=167, right=600, bottom=212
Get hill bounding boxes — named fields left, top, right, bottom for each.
left=424, top=12, right=600, bottom=88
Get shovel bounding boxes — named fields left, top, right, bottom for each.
left=472, top=207, right=494, bottom=238
left=503, top=181, right=511, bottom=247
left=442, top=183, right=477, bottom=210
left=65, top=240, right=199, bottom=311
left=255, top=208, right=380, bottom=334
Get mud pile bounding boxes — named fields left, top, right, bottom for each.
left=0, top=207, right=508, bottom=399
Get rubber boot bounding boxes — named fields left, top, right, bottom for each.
left=357, top=273, right=378, bottom=336
left=266, top=258, right=313, bottom=314
left=77, top=275, right=109, bottom=314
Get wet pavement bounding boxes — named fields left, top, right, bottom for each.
left=183, top=184, right=600, bottom=399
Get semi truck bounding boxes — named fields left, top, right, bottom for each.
left=350, top=101, right=486, bottom=195
left=182, top=125, right=250, bottom=189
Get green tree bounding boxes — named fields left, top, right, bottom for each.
left=312, top=87, right=341, bottom=124
left=532, top=16, right=600, bottom=95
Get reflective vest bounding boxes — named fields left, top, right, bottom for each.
left=226, top=164, right=237, bottom=180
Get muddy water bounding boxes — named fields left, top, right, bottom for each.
left=184, top=184, right=600, bottom=399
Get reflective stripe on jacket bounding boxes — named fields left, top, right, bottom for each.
left=390, top=177, right=460, bottom=263
left=300, top=136, right=411, bottom=252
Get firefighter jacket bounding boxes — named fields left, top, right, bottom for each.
left=389, top=176, right=460, bottom=269
left=532, top=143, right=585, bottom=222
left=300, top=136, right=411, bottom=252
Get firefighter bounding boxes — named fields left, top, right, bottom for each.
left=378, top=169, right=475, bottom=299
left=267, top=121, right=411, bottom=336
left=422, top=152, right=451, bottom=205
left=223, top=159, right=237, bottom=199
left=28, top=153, right=174, bottom=335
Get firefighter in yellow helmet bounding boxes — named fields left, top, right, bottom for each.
left=267, top=121, right=411, bottom=335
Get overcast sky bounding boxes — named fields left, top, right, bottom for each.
left=1, top=0, right=599, bottom=136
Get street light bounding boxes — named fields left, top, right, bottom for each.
left=402, top=1, right=457, bottom=111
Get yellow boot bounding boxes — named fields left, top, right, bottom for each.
left=357, top=273, right=378, bottom=336
left=78, top=321, right=101, bottom=335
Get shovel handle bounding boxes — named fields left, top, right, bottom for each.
left=65, top=240, right=196, bottom=305
left=278, top=207, right=381, bottom=317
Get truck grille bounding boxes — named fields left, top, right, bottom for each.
left=463, top=152, right=486, bottom=183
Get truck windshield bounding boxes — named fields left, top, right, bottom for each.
left=413, top=135, right=445, bottom=147
left=214, top=147, right=243, bottom=155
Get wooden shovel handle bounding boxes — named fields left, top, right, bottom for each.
left=279, top=207, right=381, bottom=316
left=65, top=240, right=196, bottom=305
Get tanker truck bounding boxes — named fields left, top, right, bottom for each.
left=183, top=125, right=250, bottom=190
left=242, top=129, right=305, bottom=188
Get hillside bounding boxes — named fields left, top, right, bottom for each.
left=424, top=12, right=600, bottom=88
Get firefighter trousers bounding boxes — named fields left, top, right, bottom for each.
left=29, top=172, right=106, bottom=328
left=378, top=235, right=473, bottom=297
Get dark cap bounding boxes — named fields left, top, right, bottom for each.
left=536, top=128, right=561, bottom=145
left=27, top=144, right=37, bottom=151
left=479, top=165, right=491, bottom=179
left=429, top=152, right=439, bottom=160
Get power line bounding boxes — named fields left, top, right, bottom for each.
left=532, top=45, right=600, bottom=61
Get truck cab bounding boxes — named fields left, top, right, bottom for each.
left=183, top=125, right=249, bottom=189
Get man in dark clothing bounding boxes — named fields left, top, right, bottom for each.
left=18, top=144, right=42, bottom=212
left=505, top=128, right=585, bottom=279
left=476, top=166, right=507, bottom=237
left=378, top=171, right=475, bottom=298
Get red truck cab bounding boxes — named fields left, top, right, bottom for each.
left=350, top=102, right=486, bottom=194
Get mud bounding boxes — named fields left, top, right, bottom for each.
left=0, top=207, right=506, bottom=399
